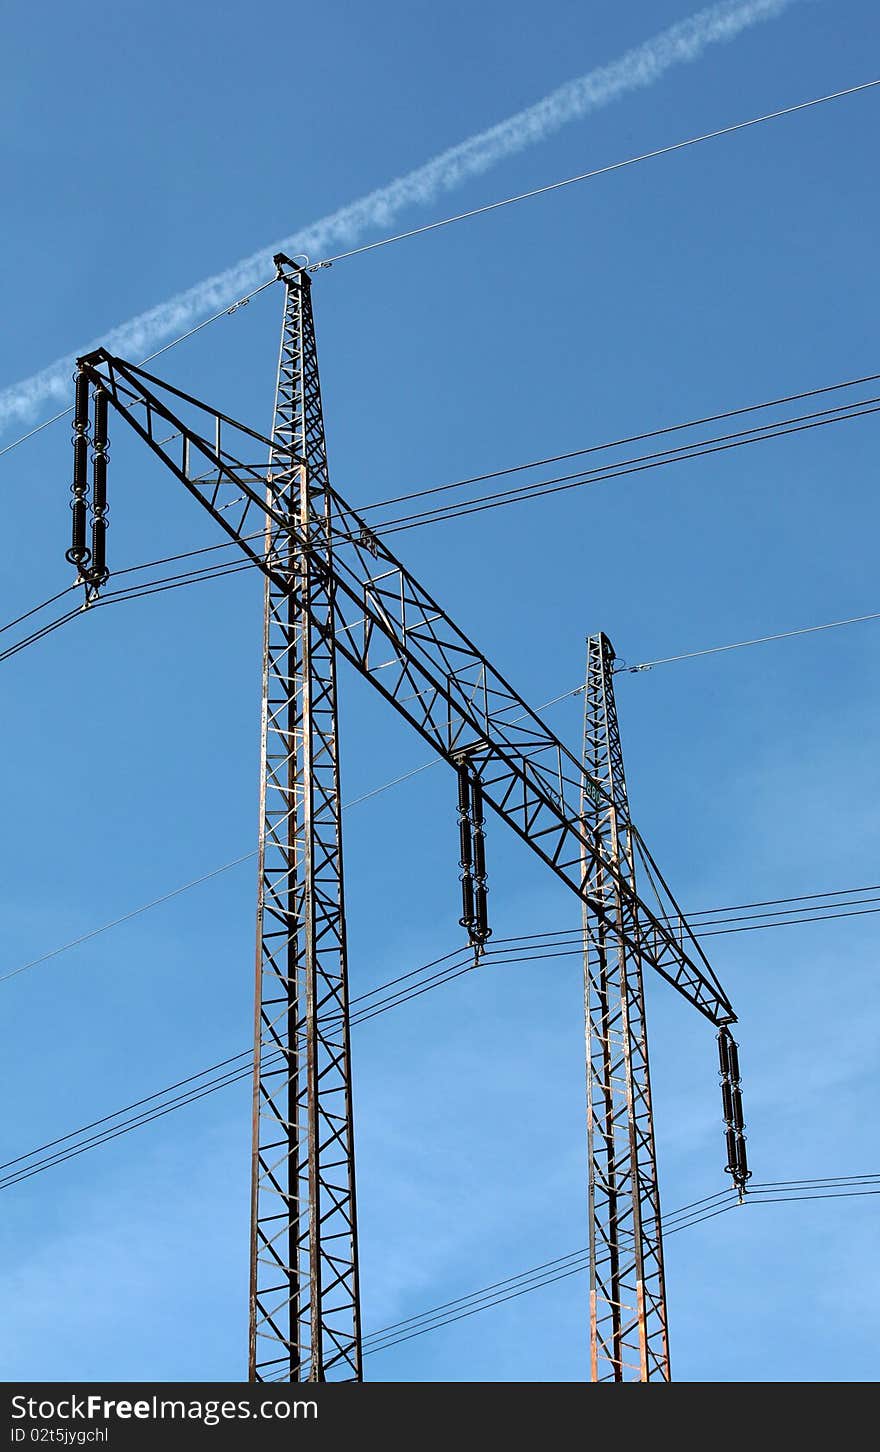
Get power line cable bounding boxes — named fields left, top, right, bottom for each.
left=751, top=1173, right=880, bottom=1188
left=624, top=610, right=880, bottom=672
left=1, top=896, right=873, bottom=1181
left=4, top=81, right=879, bottom=468
left=0, top=558, right=263, bottom=673
left=356, top=396, right=880, bottom=536
left=0, top=853, right=255, bottom=987
left=347, top=371, right=880, bottom=520
left=0, top=675, right=589, bottom=986
left=0, top=584, right=77, bottom=638
left=355, top=1184, right=880, bottom=1360
left=1, top=373, right=876, bottom=666
left=3, top=891, right=879, bottom=1188
left=0, top=280, right=274, bottom=462
left=695, top=905, right=880, bottom=938
left=313, top=80, right=880, bottom=270
left=361, top=1185, right=749, bottom=1349
left=5, top=368, right=874, bottom=617
left=0, top=604, right=84, bottom=665
left=3, top=755, right=877, bottom=991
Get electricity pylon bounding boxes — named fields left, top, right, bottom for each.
left=248, top=276, right=361, bottom=1380
left=66, top=257, right=748, bottom=1381
left=581, top=632, right=670, bottom=1381
left=581, top=632, right=750, bottom=1381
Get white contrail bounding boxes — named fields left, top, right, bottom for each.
left=0, top=0, right=800, bottom=435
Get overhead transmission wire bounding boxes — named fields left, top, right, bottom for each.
left=0, top=746, right=451, bottom=988
left=622, top=609, right=880, bottom=673
left=0, top=280, right=275, bottom=462
left=13, top=375, right=872, bottom=639
left=1, top=75, right=875, bottom=1363
left=1, top=579, right=877, bottom=993
left=0, top=946, right=479, bottom=1192
left=3, top=882, right=879, bottom=1188
left=0, top=583, right=78, bottom=637
left=342, top=392, right=880, bottom=537
left=25, top=369, right=880, bottom=585
left=6, top=568, right=879, bottom=737
left=0, top=601, right=84, bottom=665
left=351, top=1176, right=880, bottom=1362
left=255, top=1171, right=880, bottom=1373
left=0, top=284, right=876, bottom=1173
left=0, top=563, right=258, bottom=669
left=344, top=370, right=880, bottom=522
left=2, top=78, right=879, bottom=467
left=310, top=79, right=880, bottom=270
left=0, top=369, right=878, bottom=675
left=1, top=514, right=879, bottom=993
left=0, top=531, right=877, bottom=993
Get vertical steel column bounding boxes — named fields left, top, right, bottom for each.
left=581, top=632, right=669, bottom=1381
left=249, top=263, right=362, bottom=1382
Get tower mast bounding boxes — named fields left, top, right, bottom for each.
left=249, top=262, right=362, bottom=1382
left=582, top=632, right=669, bottom=1380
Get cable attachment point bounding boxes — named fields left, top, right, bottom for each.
left=274, top=252, right=311, bottom=280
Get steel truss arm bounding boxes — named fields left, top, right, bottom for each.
left=74, top=334, right=735, bottom=1027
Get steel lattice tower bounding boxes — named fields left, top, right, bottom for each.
left=69, top=267, right=748, bottom=1383
left=581, top=632, right=669, bottom=1381
left=249, top=264, right=362, bottom=1382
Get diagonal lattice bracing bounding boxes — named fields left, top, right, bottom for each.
left=77, top=339, right=734, bottom=1028
left=248, top=266, right=361, bottom=1383
left=72, top=265, right=742, bottom=1383
left=582, top=632, right=669, bottom=1382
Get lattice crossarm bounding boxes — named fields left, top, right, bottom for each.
left=71, top=352, right=735, bottom=1028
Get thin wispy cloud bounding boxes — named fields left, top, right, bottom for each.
left=0, top=0, right=800, bottom=435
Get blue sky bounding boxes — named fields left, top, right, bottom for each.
left=1, top=0, right=878, bottom=1382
